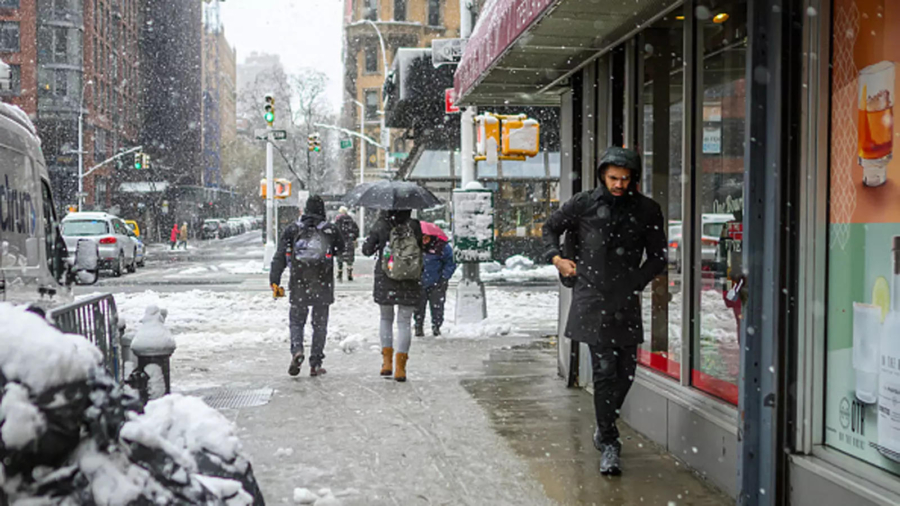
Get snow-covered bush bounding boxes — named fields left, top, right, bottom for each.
left=0, top=303, right=265, bottom=505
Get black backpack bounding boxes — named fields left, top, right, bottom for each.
left=292, top=222, right=331, bottom=268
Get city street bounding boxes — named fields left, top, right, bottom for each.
left=76, top=233, right=731, bottom=505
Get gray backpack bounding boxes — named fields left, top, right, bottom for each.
left=293, top=222, right=330, bottom=268
left=382, top=221, right=422, bottom=281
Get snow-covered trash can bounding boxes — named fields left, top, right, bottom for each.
left=130, top=305, right=177, bottom=402
left=0, top=302, right=266, bottom=505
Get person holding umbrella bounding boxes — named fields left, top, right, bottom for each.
left=347, top=180, right=439, bottom=382
left=415, top=222, right=456, bottom=337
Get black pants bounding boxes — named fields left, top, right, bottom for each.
left=589, top=344, right=638, bottom=447
left=415, top=283, right=447, bottom=329
left=289, top=304, right=329, bottom=366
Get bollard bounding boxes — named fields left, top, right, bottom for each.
left=130, top=306, right=176, bottom=402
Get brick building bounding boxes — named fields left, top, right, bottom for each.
left=341, top=0, right=460, bottom=185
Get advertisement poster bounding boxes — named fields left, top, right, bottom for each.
left=828, top=0, right=900, bottom=474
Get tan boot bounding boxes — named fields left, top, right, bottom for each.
left=381, top=347, right=394, bottom=376
left=395, top=352, right=408, bottom=382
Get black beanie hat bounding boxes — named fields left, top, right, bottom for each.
left=304, top=195, right=326, bottom=217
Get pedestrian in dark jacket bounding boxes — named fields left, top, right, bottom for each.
left=362, top=210, right=423, bottom=382
left=414, top=235, right=456, bottom=337
left=542, top=146, right=667, bottom=476
left=334, top=206, right=359, bottom=282
left=270, top=195, right=345, bottom=377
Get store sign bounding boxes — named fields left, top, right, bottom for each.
left=452, top=189, right=494, bottom=263
left=702, top=126, right=722, bottom=154
left=825, top=0, right=900, bottom=475
left=454, top=0, right=557, bottom=100
left=445, top=88, right=460, bottom=114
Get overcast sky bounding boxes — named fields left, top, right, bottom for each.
left=219, top=0, right=345, bottom=110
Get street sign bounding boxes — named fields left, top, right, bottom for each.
left=445, top=88, right=460, bottom=114
left=390, top=152, right=409, bottom=160
left=74, top=191, right=88, bottom=198
left=432, top=38, right=466, bottom=67
left=340, top=139, right=353, bottom=149
left=255, top=129, right=287, bottom=141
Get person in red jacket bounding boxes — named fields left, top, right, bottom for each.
left=170, top=223, right=179, bottom=250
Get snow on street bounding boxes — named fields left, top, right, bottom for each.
left=62, top=233, right=729, bottom=505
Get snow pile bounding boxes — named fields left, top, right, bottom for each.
left=131, top=305, right=177, bottom=356
left=470, top=256, right=558, bottom=283
left=445, top=321, right=513, bottom=339
left=0, top=303, right=101, bottom=392
left=121, top=394, right=243, bottom=465
left=292, top=487, right=342, bottom=505
left=0, top=383, right=45, bottom=449
left=504, top=255, right=534, bottom=270
left=221, top=260, right=267, bottom=274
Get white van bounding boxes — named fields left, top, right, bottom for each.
left=0, top=102, right=97, bottom=310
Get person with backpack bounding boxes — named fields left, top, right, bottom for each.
left=270, top=195, right=345, bottom=377
left=334, top=206, right=360, bottom=282
left=362, top=209, right=424, bottom=382
left=414, top=232, right=456, bottom=337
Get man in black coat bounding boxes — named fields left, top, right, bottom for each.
left=542, top=146, right=667, bottom=475
left=270, top=195, right=345, bottom=377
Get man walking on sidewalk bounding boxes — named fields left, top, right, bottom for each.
left=270, top=195, right=345, bottom=377
left=334, top=206, right=359, bottom=282
left=542, top=146, right=667, bottom=475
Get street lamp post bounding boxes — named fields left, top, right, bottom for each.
left=77, top=80, right=94, bottom=212
left=362, top=19, right=391, bottom=175
left=346, top=97, right=367, bottom=235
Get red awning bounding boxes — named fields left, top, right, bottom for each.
left=454, top=0, right=559, bottom=103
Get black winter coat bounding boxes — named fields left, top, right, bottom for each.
left=362, top=216, right=424, bottom=307
left=270, top=215, right=345, bottom=306
left=542, top=184, right=667, bottom=347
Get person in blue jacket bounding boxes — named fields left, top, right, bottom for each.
left=415, top=232, right=457, bottom=337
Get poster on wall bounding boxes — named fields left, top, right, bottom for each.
left=828, top=0, right=900, bottom=474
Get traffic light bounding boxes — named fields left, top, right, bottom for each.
left=141, top=153, right=151, bottom=170
left=308, top=133, right=321, bottom=152
left=133, top=151, right=143, bottom=169
left=264, top=93, right=275, bottom=126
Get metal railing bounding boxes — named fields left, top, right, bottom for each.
left=48, top=294, right=123, bottom=382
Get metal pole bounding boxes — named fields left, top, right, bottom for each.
left=263, top=124, right=275, bottom=270
left=77, top=81, right=92, bottom=212
left=455, top=1, right=486, bottom=323
left=364, top=20, right=391, bottom=177
left=358, top=101, right=366, bottom=235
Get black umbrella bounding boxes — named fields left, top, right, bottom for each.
left=342, top=180, right=441, bottom=210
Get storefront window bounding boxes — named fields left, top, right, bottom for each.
left=638, top=14, right=683, bottom=379
left=825, top=0, right=900, bottom=476
left=693, top=0, right=747, bottom=404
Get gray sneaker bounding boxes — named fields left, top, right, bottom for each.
left=600, top=444, right=622, bottom=475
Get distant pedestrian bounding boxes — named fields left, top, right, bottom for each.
left=334, top=206, right=360, bottom=282
left=169, top=223, right=179, bottom=250
left=362, top=210, right=424, bottom=382
left=542, top=146, right=667, bottom=476
left=414, top=229, right=456, bottom=337
left=177, top=222, right=189, bottom=250
left=270, top=195, right=345, bottom=377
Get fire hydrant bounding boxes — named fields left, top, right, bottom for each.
left=130, top=305, right=176, bottom=403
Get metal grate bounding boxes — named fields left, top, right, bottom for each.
left=200, top=388, right=274, bottom=409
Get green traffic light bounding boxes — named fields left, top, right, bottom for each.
left=314, top=146, right=320, bottom=152
left=264, top=112, right=274, bottom=123
left=135, top=162, right=142, bottom=169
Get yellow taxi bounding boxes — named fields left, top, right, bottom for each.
left=124, top=220, right=141, bottom=237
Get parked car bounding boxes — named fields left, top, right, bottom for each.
left=202, top=219, right=222, bottom=240
left=126, top=227, right=145, bottom=267
left=61, top=212, right=138, bottom=277
left=673, top=214, right=734, bottom=273
left=0, top=101, right=96, bottom=309
left=124, top=220, right=141, bottom=238
left=227, top=218, right=246, bottom=235
left=668, top=221, right=682, bottom=271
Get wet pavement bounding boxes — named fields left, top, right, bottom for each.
left=171, top=330, right=730, bottom=505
